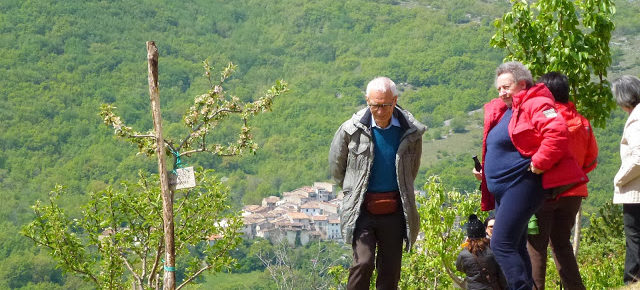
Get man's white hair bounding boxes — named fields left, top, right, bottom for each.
left=366, top=77, right=398, bottom=97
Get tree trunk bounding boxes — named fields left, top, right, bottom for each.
left=146, top=41, right=176, bottom=290
left=573, top=205, right=582, bottom=257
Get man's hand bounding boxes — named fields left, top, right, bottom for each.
left=472, top=168, right=482, bottom=181
left=529, top=162, right=544, bottom=174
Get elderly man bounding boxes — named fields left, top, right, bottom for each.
left=329, top=76, right=426, bottom=289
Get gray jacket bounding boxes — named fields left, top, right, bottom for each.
left=329, top=106, right=426, bottom=250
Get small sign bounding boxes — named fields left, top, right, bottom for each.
left=174, top=167, right=196, bottom=190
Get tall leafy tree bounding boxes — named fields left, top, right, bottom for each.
left=23, top=170, right=242, bottom=289
left=23, top=61, right=287, bottom=289
left=490, top=0, right=616, bottom=127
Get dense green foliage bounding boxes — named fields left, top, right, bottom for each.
left=22, top=170, right=243, bottom=289
left=192, top=239, right=349, bottom=289
left=400, top=176, right=481, bottom=289
left=1, top=0, right=639, bottom=288
left=491, top=0, right=617, bottom=128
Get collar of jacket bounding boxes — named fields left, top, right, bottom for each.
left=345, top=106, right=426, bottom=138
left=511, top=83, right=553, bottom=109
left=630, top=103, right=640, bottom=120
left=358, top=106, right=411, bottom=130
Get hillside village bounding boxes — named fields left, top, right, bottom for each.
left=241, top=182, right=344, bottom=246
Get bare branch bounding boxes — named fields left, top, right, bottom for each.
left=175, top=188, right=192, bottom=214
left=180, top=148, right=207, bottom=156
left=141, top=226, right=152, bottom=285
left=131, top=134, right=156, bottom=139
left=119, top=251, right=143, bottom=289
left=148, top=240, right=163, bottom=289
left=176, top=264, right=213, bottom=290
left=179, top=108, right=242, bottom=151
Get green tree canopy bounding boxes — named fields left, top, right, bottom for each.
left=491, top=0, right=616, bottom=127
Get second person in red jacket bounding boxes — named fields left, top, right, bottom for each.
left=527, top=72, right=598, bottom=290
left=473, top=61, right=587, bottom=290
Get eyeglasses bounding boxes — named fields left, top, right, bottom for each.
left=368, top=103, right=394, bottom=109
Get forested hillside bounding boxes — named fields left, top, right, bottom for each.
left=1, top=0, right=639, bottom=288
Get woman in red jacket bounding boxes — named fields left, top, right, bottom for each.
left=527, top=72, right=597, bottom=290
left=472, top=62, right=586, bottom=290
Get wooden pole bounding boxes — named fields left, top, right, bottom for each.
left=146, top=41, right=176, bottom=290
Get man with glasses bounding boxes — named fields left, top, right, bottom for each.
left=329, top=76, right=426, bottom=289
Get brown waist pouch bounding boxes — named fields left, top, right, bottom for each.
left=364, top=192, right=400, bottom=215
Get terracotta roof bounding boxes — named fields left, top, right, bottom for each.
left=243, top=217, right=266, bottom=224
left=268, top=208, right=289, bottom=215
left=312, top=215, right=328, bottom=221
left=270, top=216, right=289, bottom=224
left=286, top=212, right=310, bottom=220
left=283, top=190, right=307, bottom=198
left=329, top=219, right=340, bottom=224
left=263, top=211, right=281, bottom=218
left=243, top=205, right=261, bottom=211
left=313, top=182, right=334, bottom=192
left=243, top=205, right=269, bottom=213
left=301, top=201, right=321, bottom=208
left=275, top=221, right=304, bottom=228
left=274, top=203, right=298, bottom=212
left=246, top=213, right=265, bottom=219
left=299, top=186, right=315, bottom=193
left=262, top=196, right=280, bottom=203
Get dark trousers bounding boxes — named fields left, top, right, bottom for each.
left=527, top=196, right=585, bottom=290
left=347, top=209, right=405, bottom=290
left=624, top=203, right=640, bottom=284
left=491, top=171, right=544, bottom=290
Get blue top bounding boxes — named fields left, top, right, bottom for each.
left=484, top=108, right=531, bottom=196
left=367, top=125, right=403, bottom=192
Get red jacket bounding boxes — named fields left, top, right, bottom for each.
left=480, top=84, right=588, bottom=211
left=554, top=102, right=598, bottom=198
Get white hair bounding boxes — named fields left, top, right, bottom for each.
left=366, top=77, right=398, bottom=97
left=612, top=75, right=640, bottom=109
left=495, top=61, right=533, bottom=89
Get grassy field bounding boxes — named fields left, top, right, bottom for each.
left=420, top=114, right=483, bottom=168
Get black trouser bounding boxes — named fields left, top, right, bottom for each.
left=527, top=196, right=585, bottom=290
left=624, top=203, right=640, bottom=284
left=347, top=208, right=405, bottom=290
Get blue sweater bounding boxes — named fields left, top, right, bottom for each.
left=367, top=126, right=403, bottom=192
left=484, top=108, right=531, bottom=196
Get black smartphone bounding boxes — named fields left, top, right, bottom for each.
left=472, top=155, right=481, bottom=171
